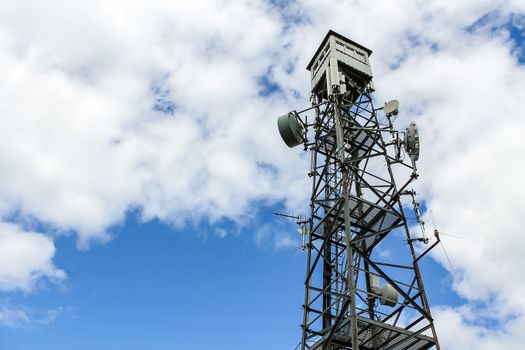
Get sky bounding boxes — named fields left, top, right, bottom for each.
left=0, top=0, right=524, bottom=349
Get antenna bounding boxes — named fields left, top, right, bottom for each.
left=276, top=30, right=441, bottom=350
left=404, top=121, right=420, bottom=161
left=277, top=112, right=305, bottom=148
left=273, top=211, right=310, bottom=250
left=383, top=99, right=399, bottom=117
left=429, top=211, right=456, bottom=273
left=401, top=189, right=427, bottom=241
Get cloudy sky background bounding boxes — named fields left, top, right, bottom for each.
left=0, top=0, right=525, bottom=349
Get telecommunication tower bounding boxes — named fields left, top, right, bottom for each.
left=277, top=30, right=441, bottom=350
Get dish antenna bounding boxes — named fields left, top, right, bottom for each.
left=403, top=121, right=420, bottom=161
left=277, top=112, right=305, bottom=148
left=368, top=273, right=399, bottom=307
left=383, top=99, right=399, bottom=117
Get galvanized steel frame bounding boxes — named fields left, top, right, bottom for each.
left=296, top=89, right=440, bottom=350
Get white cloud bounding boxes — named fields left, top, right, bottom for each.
left=0, top=0, right=524, bottom=346
left=0, top=0, right=309, bottom=245
left=0, top=222, right=65, bottom=292
left=434, top=304, right=525, bottom=350
left=0, top=305, right=30, bottom=328
left=0, top=304, right=67, bottom=329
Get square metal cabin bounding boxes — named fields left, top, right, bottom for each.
left=307, top=30, right=373, bottom=96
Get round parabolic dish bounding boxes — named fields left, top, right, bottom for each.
left=384, top=99, right=399, bottom=116
left=277, top=113, right=304, bottom=148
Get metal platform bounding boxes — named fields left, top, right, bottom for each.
left=311, top=316, right=437, bottom=350
left=314, top=195, right=403, bottom=252
left=318, top=125, right=379, bottom=162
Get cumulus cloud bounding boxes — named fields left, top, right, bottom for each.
left=434, top=304, right=525, bottom=349
left=0, top=222, right=65, bottom=292
left=0, top=0, right=524, bottom=346
left=0, top=0, right=308, bottom=245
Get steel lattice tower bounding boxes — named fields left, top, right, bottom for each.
left=277, top=31, right=441, bottom=350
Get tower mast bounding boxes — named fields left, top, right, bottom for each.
left=277, top=30, right=441, bottom=350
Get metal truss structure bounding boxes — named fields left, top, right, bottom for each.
left=280, top=31, right=441, bottom=350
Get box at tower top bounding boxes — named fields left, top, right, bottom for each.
left=307, top=30, right=375, bottom=98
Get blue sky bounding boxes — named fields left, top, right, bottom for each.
left=0, top=1, right=524, bottom=349
left=0, top=213, right=305, bottom=349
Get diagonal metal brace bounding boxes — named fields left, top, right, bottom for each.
left=353, top=247, right=432, bottom=321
